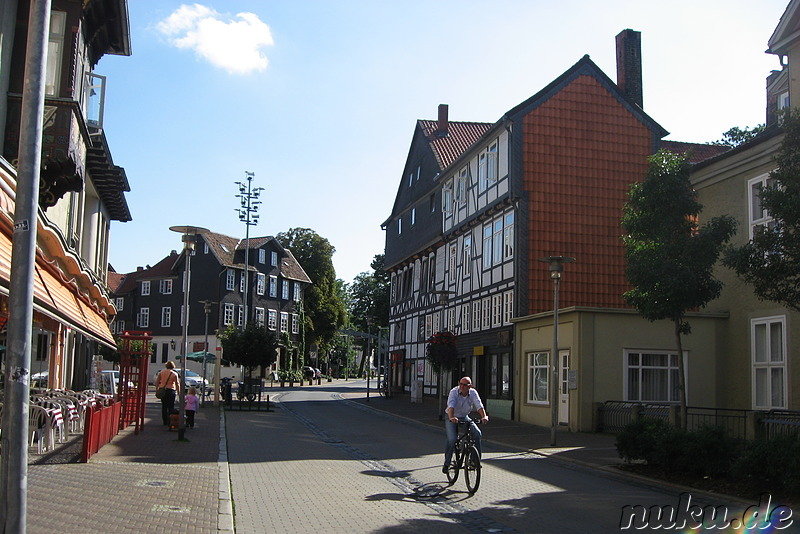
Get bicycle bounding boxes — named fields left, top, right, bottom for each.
left=445, top=419, right=482, bottom=494
left=377, top=379, right=389, bottom=397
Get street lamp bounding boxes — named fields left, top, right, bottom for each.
left=170, top=225, right=209, bottom=441
left=538, top=256, right=575, bottom=447
left=200, top=300, right=215, bottom=408
left=366, top=317, right=373, bottom=402
left=431, top=287, right=455, bottom=420
left=235, top=172, right=263, bottom=329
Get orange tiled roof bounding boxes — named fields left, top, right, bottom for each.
left=418, top=120, right=493, bottom=170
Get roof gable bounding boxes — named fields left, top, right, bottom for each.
left=506, top=55, right=668, bottom=139
left=768, top=0, right=800, bottom=55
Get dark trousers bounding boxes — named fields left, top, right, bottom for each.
left=160, top=389, right=176, bottom=425
left=186, top=410, right=195, bottom=428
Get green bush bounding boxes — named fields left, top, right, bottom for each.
left=734, top=433, right=800, bottom=495
left=616, top=418, right=672, bottom=463
left=617, top=420, right=740, bottom=478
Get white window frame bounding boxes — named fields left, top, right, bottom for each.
left=442, top=179, right=453, bottom=214
left=269, top=276, right=277, bottom=297
left=748, top=173, right=777, bottom=240
left=461, top=304, right=470, bottom=334
left=449, top=243, right=457, bottom=281
left=160, top=279, right=172, bottom=295
left=503, top=212, right=514, bottom=260
left=280, top=312, right=289, bottom=332
left=455, top=167, right=467, bottom=204
left=161, top=307, right=171, bottom=327
left=751, top=316, right=787, bottom=410
left=398, top=217, right=403, bottom=235
left=271, top=251, right=278, bottom=266
left=527, top=351, right=550, bottom=404
left=138, top=307, right=149, bottom=328
left=115, top=297, right=124, bottom=311
left=237, top=305, right=244, bottom=326
left=240, top=273, right=246, bottom=293
left=463, top=235, right=472, bottom=277
left=45, top=11, right=66, bottom=96
left=256, top=273, right=265, bottom=295
left=258, top=249, right=266, bottom=264
left=411, top=207, right=416, bottom=226
left=483, top=224, right=493, bottom=268
left=481, top=297, right=491, bottom=330
left=141, top=280, right=150, bottom=296
left=223, top=303, right=234, bottom=326
left=293, top=283, right=301, bottom=302
left=624, top=350, right=686, bottom=403
left=282, top=280, right=289, bottom=300
left=226, top=269, right=235, bottom=291
left=491, top=294, right=503, bottom=327
left=255, top=307, right=265, bottom=327
left=503, top=291, right=513, bottom=325
left=472, top=301, right=481, bottom=332
left=478, top=142, right=498, bottom=192
left=292, top=314, right=299, bottom=334
left=268, top=310, right=277, bottom=331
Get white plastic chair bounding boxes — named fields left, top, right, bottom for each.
left=28, top=405, right=49, bottom=454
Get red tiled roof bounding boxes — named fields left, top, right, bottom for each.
left=418, top=120, right=493, bottom=170
left=107, top=271, right=125, bottom=292
left=661, top=140, right=730, bottom=163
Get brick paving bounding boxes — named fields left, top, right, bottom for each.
left=22, top=380, right=746, bottom=533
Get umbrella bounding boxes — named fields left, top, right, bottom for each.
left=183, top=351, right=230, bottom=365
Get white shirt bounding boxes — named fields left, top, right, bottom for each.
left=446, top=386, right=484, bottom=418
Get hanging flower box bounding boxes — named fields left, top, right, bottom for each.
left=425, top=331, right=459, bottom=373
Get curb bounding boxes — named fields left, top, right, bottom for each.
left=218, top=408, right=234, bottom=533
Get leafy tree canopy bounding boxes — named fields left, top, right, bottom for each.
left=622, top=149, right=736, bottom=429
left=622, top=150, right=737, bottom=326
left=347, top=253, right=389, bottom=333
left=724, top=109, right=800, bottom=312
left=712, top=124, right=765, bottom=147
left=276, top=228, right=347, bottom=351
left=219, top=323, right=278, bottom=371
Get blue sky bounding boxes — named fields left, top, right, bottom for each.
left=100, top=1, right=788, bottom=284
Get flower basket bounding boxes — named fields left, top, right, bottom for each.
left=425, top=331, right=459, bottom=373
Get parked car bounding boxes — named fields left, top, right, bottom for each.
left=31, top=370, right=48, bottom=387
left=177, top=369, right=208, bottom=389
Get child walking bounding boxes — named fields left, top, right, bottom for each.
left=185, top=387, right=200, bottom=428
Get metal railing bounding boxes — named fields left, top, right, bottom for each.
left=759, top=409, right=800, bottom=440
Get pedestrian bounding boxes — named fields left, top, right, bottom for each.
left=155, top=361, right=181, bottom=427
left=185, top=386, right=199, bottom=428
left=443, top=376, right=488, bottom=473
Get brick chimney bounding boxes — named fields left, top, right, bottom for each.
left=616, top=29, right=643, bottom=108
left=435, top=104, right=449, bottom=137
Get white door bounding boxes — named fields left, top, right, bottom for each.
left=558, top=350, right=570, bottom=425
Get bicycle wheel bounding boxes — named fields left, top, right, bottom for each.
left=464, top=446, right=481, bottom=494
left=445, top=445, right=462, bottom=485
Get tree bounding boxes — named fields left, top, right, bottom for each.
left=724, top=110, right=800, bottom=311
left=219, top=323, right=278, bottom=378
left=276, top=228, right=347, bottom=360
left=712, top=124, right=765, bottom=147
left=347, top=254, right=390, bottom=377
left=347, top=254, right=389, bottom=332
left=621, top=150, right=736, bottom=428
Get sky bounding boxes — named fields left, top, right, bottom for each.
left=101, top=0, right=789, bottom=285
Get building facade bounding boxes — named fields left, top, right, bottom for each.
left=0, top=0, right=131, bottom=390
left=111, top=231, right=311, bottom=380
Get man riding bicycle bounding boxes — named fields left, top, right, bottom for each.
left=443, top=376, right=489, bottom=473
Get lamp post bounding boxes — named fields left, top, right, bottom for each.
left=200, top=300, right=214, bottom=407
left=538, top=256, right=575, bottom=447
left=235, top=172, right=263, bottom=329
left=431, top=288, right=455, bottom=421
left=170, top=225, right=209, bottom=441
left=365, top=317, right=373, bottom=402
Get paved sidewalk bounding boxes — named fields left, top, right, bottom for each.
left=26, top=394, right=230, bottom=534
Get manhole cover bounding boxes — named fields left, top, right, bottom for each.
left=136, top=479, right=175, bottom=488
left=152, top=504, right=190, bottom=513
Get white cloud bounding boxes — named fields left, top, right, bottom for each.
left=157, top=4, right=274, bottom=75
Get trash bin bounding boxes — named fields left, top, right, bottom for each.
left=410, top=379, right=423, bottom=403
